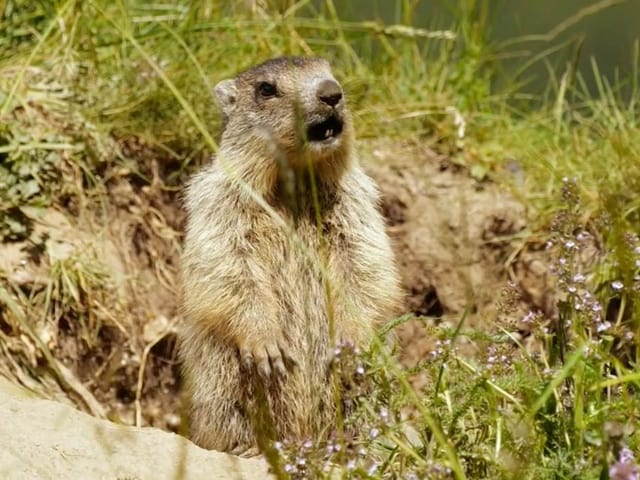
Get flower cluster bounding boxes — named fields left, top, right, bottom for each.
left=329, top=340, right=370, bottom=404
left=271, top=340, right=441, bottom=479
left=497, top=281, right=521, bottom=316
left=428, top=338, right=453, bottom=361
left=624, top=232, right=640, bottom=292
left=547, top=227, right=611, bottom=339
left=609, top=446, right=639, bottom=480
left=480, top=344, right=513, bottom=378
left=271, top=342, right=384, bottom=479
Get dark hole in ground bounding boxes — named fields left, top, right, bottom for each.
left=381, top=195, right=406, bottom=227
left=150, top=333, right=177, bottom=359
left=145, top=334, right=181, bottom=397
left=2, top=207, right=34, bottom=242
left=410, top=286, right=444, bottom=318
left=0, top=312, right=11, bottom=334
left=23, top=232, right=47, bottom=265
left=116, top=384, right=135, bottom=404
left=606, top=297, right=622, bottom=325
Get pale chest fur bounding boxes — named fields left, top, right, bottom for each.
left=234, top=169, right=395, bottom=357
left=246, top=197, right=375, bottom=347
left=182, top=163, right=399, bottom=361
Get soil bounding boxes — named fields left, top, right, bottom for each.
left=0, top=137, right=550, bottom=434
left=365, top=140, right=529, bottom=362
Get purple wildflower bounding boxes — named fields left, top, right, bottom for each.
left=609, top=447, right=639, bottom=480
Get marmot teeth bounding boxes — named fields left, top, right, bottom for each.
left=325, top=129, right=333, bottom=138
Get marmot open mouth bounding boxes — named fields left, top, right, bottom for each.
left=306, top=115, right=344, bottom=142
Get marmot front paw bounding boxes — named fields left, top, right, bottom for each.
left=238, top=333, right=297, bottom=382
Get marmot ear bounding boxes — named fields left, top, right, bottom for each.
left=214, top=79, right=238, bottom=114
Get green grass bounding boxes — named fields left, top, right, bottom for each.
left=1, top=1, right=640, bottom=479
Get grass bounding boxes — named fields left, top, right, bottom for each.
left=1, top=0, right=639, bottom=479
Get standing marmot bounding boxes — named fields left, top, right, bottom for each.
left=179, top=56, right=401, bottom=453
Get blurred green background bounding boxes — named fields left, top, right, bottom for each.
left=315, top=0, right=639, bottom=94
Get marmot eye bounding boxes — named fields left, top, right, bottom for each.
left=257, top=81, right=277, bottom=98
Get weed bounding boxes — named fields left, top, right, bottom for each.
left=0, top=1, right=639, bottom=479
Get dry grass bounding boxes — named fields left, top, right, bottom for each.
left=1, top=1, right=639, bottom=478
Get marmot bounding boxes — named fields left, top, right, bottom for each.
left=179, top=56, right=401, bottom=453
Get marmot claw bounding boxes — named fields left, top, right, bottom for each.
left=239, top=337, right=297, bottom=382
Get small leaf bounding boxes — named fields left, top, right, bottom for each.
left=20, top=179, right=41, bottom=198
left=470, top=163, right=488, bottom=181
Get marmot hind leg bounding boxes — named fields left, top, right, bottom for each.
left=188, top=396, right=254, bottom=452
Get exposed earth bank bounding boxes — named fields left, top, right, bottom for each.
left=0, top=140, right=548, bottom=472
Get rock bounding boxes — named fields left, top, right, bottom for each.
left=0, top=378, right=272, bottom=480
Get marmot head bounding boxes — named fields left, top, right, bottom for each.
left=214, top=56, right=352, bottom=174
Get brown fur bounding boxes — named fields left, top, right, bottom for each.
left=178, top=56, right=402, bottom=453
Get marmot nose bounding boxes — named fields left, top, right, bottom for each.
left=317, top=79, right=342, bottom=107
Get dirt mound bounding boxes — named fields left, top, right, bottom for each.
left=0, top=138, right=544, bottom=431
left=0, top=172, right=183, bottom=428
left=363, top=140, right=529, bottom=363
